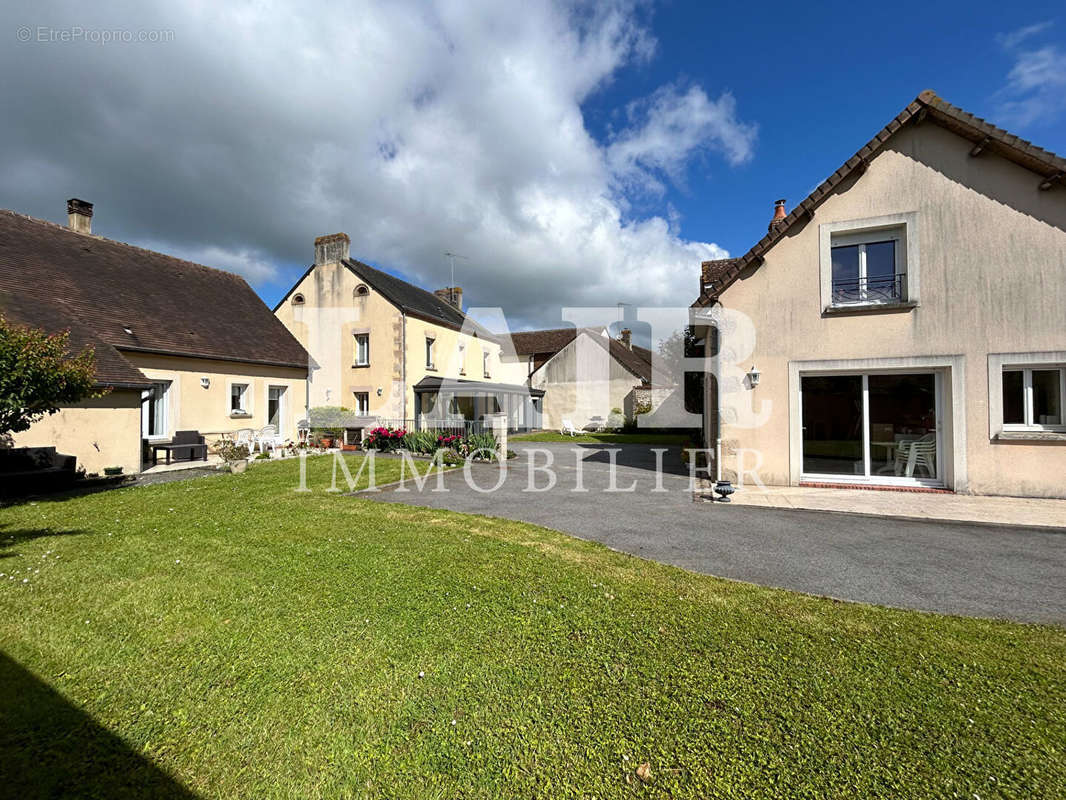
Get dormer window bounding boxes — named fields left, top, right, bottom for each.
left=819, top=213, right=919, bottom=314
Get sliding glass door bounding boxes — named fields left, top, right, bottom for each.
left=801, top=372, right=940, bottom=485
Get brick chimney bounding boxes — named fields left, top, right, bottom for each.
left=768, top=198, right=787, bottom=233
left=67, top=198, right=93, bottom=234
left=434, top=287, right=463, bottom=310
left=314, top=232, right=350, bottom=266
left=619, top=328, right=632, bottom=350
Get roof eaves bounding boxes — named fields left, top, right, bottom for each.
left=699, top=90, right=1066, bottom=303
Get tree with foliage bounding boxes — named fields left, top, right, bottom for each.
left=656, top=325, right=706, bottom=415
left=0, top=316, right=100, bottom=438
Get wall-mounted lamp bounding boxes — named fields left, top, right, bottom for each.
left=747, top=365, right=761, bottom=388
left=200, top=377, right=210, bottom=389
left=376, top=387, right=383, bottom=396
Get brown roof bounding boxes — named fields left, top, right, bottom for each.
left=0, top=210, right=308, bottom=386
left=509, top=326, right=589, bottom=355
left=695, top=90, right=1066, bottom=304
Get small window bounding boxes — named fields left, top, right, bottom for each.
left=354, top=333, right=369, bottom=366
left=292, top=293, right=305, bottom=305
left=1002, top=367, right=1065, bottom=430
left=354, top=392, right=369, bottom=416
left=482, top=349, right=491, bottom=378
left=426, top=337, right=435, bottom=369
left=230, top=383, right=249, bottom=413
left=355, top=284, right=369, bottom=297
left=458, top=342, right=466, bottom=374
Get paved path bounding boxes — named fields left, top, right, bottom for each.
left=362, top=442, right=1066, bottom=624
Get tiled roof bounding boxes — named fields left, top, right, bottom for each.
left=695, top=90, right=1066, bottom=304
left=0, top=210, right=309, bottom=386
left=509, top=326, right=588, bottom=355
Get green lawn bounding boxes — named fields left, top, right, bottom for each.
left=1, top=454, right=1064, bottom=799
left=511, top=431, right=691, bottom=445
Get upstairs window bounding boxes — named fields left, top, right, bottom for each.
left=354, top=333, right=369, bottom=366
left=354, top=391, right=370, bottom=416
left=483, top=349, right=491, bottom=378
left=457, top=342, right=466, bottom=374
left=830, top=231, right=902, bottom=305
left=819, top=214, right=918, bottom=313
left=425, top=337, right=435, bottom=369
left=1003, top=367, right=1065, bottom=430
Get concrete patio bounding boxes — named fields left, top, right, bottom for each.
left=715, top=484, right=1066, bottom=529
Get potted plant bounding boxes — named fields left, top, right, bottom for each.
left=215, top=440, right=250, bottom=474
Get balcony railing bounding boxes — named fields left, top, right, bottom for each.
left=831, top=273, right=906, bottom=306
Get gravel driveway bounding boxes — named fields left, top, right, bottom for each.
left=362, top=442, right=1066, bottom=624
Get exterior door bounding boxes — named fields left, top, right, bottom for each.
left=268, top=386, right=286, bottom=435
left=801, top=371, right=941, bottom=486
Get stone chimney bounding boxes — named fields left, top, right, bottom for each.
left=67, top=198, right=93, bottom=234
left=768, top=198, right=787, bottom=233
left=314, top=232, right=350, bottom=266
left=619, top=328, right=632, bottom=350
left=434, top=287, right=463, bottom=310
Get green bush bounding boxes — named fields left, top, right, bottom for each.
left=467, top=431, right=498, bottom=456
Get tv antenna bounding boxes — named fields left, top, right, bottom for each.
left=443, top=251, right=468, bottom=288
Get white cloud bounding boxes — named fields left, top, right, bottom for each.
left=608, top=86, right=756, bottom=197
left=995, top=21, right=1054, bottom=51
left=993, top=22, right=1066, bottom=127
left=0, top=0, right=754, bottom=325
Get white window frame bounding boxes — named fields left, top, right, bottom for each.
left=819, top=212, right=919, bottom=312
left=141, top=380, right=172, bottom=440
left=230, top=382, right=250, bottom=415
left=786, top=355, right=967, bottom=492
left=353, top=391, right=370, bottom=416
left=988, top=352, right=1066, bottom=439
left=1001, top=366, right=1066, bottom=432
left=267, top=384, right=288, bottom=436
left=353, top=333, right=370, bottom=366
left=483, top=349, right=491, bottom=378
left=425, top=336, right=436, bottom=369
left=457, top=342, right=466, bottom=374
left=797, top=369, right=944, bottom=488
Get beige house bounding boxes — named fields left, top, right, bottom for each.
left=1, top=201, right=309, bottom=474
left=508, top=327, right=667, bottom=431
left=274, top=233, right=541, bottom=434
left=693, top=91, right=1066, bottom=498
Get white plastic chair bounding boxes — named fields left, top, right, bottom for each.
left=561, top=419, right=579, bottom=437
left=895, top=433, right=936, bottom=478
left=257, top=425, right=283, bottom=455
left=234, top=429, right=254, bottom=451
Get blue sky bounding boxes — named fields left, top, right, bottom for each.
left=1, top=1, right=1064, bottom=328
left=584, top=0, right=1066, bottom=260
